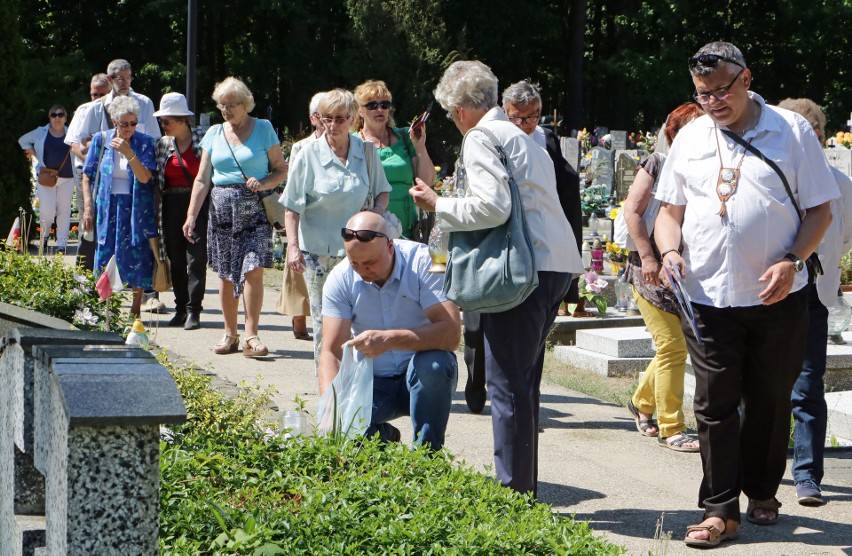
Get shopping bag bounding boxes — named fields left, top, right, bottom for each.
left=316, top=344, right=373, bottom=438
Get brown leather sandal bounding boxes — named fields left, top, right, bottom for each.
left=242, top=335, right=269, bottom=357
left=684, top=517, right=739, bottom=547
left=746, top=497, right=781, bottom=525
left=213, top=334, right=239, bottom=355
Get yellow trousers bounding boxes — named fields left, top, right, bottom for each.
left=630, top=287, right=688, bottom=437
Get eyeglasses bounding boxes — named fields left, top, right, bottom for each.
left=693, top=68, right=744, bottom=105
left=507, top=113, right=540, bottom=125
left=90, top=92, right=106, bottom=99
left=321, top=114, right=351, bottom=125
left=341, top=228, right=388, bottom=242
left=111, top=74, right=132, bottom=83
left=116, top=121, right=139, bottom=128
left=217, top=103, right=241, bottom=111
left=49, top=112, right=66, bottom=118
left=689, top=54, right=745, bottom=70
left=363, top=100, right=391, bottom=111
left=159, top=118, right=177, bottom=126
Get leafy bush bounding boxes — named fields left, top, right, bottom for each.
left=0, top=247, right=129, bottom=332
left=159, top=354, right=624, bottom=555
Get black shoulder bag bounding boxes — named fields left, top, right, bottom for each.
left=720, top=129, right=823, bottom=281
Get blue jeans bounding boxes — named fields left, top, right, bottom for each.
left=791, top=285, right=828, bottom=485
left=367, top=350, right=458, bottom=450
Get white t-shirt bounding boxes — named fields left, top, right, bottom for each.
left=655, top=92, right=839, bottom=308
left=110, top=151, right=132, bottom=195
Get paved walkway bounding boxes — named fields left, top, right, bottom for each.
left=146, top=268, right=852, bottom=555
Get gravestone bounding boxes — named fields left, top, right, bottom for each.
left=587, top=147, right=615, bottom=194
left=825, top=148, right=852, bottom=178
left=614, top=150, right=639, bottom=200
left=560, top=137, right=581, bottom=173
left=611, top=130, right=628, bottom=151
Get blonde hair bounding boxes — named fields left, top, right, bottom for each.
left=212, top=77, right=255, bottom=113
left=777, top=97, right=826, bottom=140
left=318, top=89, right=358, bottom=120
left=352, top=80, right=395, bottom=130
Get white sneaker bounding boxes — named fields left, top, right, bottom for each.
left=141, top=298, right=167, bottom=313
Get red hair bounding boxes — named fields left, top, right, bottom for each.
left=665, top=103, right=704, bottom=145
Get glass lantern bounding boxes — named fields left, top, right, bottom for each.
left=428, top=223, right=449, bottom=273
left=588, top=212, right=599, bottom=237
left=827, top=290, right=852, bottom=344
left=615, top=271, right=630, bottom=311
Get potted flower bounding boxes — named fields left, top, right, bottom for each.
left=574, top=270, right=608, bottom=317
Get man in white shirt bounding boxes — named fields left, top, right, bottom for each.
left=654, top=42, right=837, bottom=547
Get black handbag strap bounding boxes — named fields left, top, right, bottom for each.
left=220, top=125, right=249, bottom=181
left=171, top=137, right=195, bottom=183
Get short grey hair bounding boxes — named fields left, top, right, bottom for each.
left=318, top=89, right=358, bottom=119
left=90, top=73, right=109, bottom=88
left=107, top=94, right=140, bottom=121
left=502, top=80, right=542, bottom=108
left=689, top=42, right=747, bottom=77
left=778, top=97, right=826, bottom=140
left=107, top=59, right=132, bottom=77
left=434, top=60, right=498, bottom=113
left=212, top=77, right=256, bottom=112
left=308, top=92, right=326, bottom=116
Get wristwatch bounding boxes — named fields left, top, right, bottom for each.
left=784, top=252, right=805, bottom=272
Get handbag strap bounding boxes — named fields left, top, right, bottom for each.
left=220, top=124, right=249, bottom=181
left=172, top=136, right=195, bottom=183
left=362, top=139, right=377, bottom=209
left=468, top=126, right=518, bottom=183
left=93, top=131, right=107, bottom=198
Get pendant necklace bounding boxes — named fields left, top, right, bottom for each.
left=713, top=127, right=751, bottom=218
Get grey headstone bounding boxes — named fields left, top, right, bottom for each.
left=825, top=148, right=852, bottom=178
left=611, top=130, right=628, bottom=151
left=615, top=150, right=639, bottom=199
left=560, top=137, right=581, bottom=173
left=587, top=147, right=615, bottom=193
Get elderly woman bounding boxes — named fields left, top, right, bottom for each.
left=352, top=80, right=435, bottom=238
left=410, top=61, right=583, bottom=497
left=19, top=105, right=75, bottom=253
left=182, top=77, right=287, bottom=357
left=153, top=92, right=206, bottom=331
left=275, top=91, right=326, bottom=341
left=81, top=95, right=158, bottom=316
left=623, top=102, right=703, bottom=452
left=282, top=88, right=391, bottom=365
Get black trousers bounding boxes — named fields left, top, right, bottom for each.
left=463, top=311, right=486, bottom=390
left=686, top=288, right=808, bottom=521
left=163, top=190, right=209, bottom=314
left=482, top=271, right=571, bottom=496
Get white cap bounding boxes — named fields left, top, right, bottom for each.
left=153, top=92, right=194, bottom=117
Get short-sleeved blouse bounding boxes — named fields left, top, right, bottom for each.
left=200, top=119, right=279, bottom=185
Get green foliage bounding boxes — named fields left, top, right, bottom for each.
left=159, top=355, right=624, bottom=555
left=841, top=250, right=852, bottom=285
left=0, top=248, right=130, bottom=333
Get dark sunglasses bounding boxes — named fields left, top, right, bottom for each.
left=341, top=228, right=388, bottom=242
left=117, top=121, right=138, bottom=128
left=50, top=112, right=66, bottom=118
left=689, top=54, right=745, bottom=70
left=364, top=100, right=392, bottom=111
left=159, top=118, right=178, bottom=126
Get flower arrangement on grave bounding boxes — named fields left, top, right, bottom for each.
left=827, top=131, right=852, bottom=149
left=578, top=127, right=614, bottom=157
left=68, top=225, right=79, bottom=241
left=580, top=183, right=610, bottom=217
left=636, top=131, right=657, bottom=153
left=605, top=241, right=629, bottom=274
left=579, top=270, right=608, bottom=314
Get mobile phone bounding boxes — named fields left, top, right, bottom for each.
left=411, top=102, right=433, bottom=129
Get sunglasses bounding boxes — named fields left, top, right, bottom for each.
left=117, top=121, right=138, bottom=128
left=159, top=118, right=179, bottom=126
left=363, top=100, right=392, bottom=111
left=341, top=228, right=388, bottom=242
left=50, top=112, right=66, bottom=118
left=689, top=54, right=745, bottom=70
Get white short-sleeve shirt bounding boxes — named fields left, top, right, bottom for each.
left=655, top=92, right=839, bottom=308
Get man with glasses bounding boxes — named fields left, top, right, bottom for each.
left=319, top=211, right=460, bottom=449
left=654, top=42, right=837, bottom=547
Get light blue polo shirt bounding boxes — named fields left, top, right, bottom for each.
left=281, top=134, right=391, bottom=256
left=322, top=240, right=446, bottom=376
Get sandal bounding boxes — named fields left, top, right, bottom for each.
left=213, top=334, right=239, bottom=355
left=242, top=335, right=269, bottom=357
left=658, top=431, right=700, bottom=452
left=746, top=497, right=781, bottom=526
left=292, top=317, right=311, bottom=340
left=684, top=517, right=739, bottom=548
left=627, top=399, right=658, bottom=437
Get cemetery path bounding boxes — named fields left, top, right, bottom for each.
left=148, top=267, right=852, bottom=556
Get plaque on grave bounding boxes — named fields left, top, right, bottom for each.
left=560, top=137, right=581, bottom=173
left=611, top=130, right=628, bottom=151
left=587, top=147, right=615, bottom=194
left=825, top=148, right=852, bottom=178
left=615, top=150, right=639, bottom=200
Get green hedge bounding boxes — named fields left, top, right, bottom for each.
left=159, top=355, right=624, bottom=555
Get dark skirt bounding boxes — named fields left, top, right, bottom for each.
left=207, top=185, right=273, bottom=297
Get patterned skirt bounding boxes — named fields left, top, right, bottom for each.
left=207, top=185, right=273, bottom=297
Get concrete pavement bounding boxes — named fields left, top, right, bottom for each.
left=147, top=267, right=852, bottom=555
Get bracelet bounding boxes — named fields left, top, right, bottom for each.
left=126, top=154, right=137, bottom=163
left=660, top=249, right=680, bottom=259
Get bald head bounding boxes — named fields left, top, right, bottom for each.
left=343, top=212, right=395, bottom=285
left=345, top=211, right=389, bottom=235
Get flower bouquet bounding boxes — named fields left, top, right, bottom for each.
left=605, top=241, right=629, bottom=274
left=578, top=270, right=608, bottom=315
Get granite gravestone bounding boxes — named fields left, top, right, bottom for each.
left=587, top=147, right=615, bottom=195
left=615, top=150, right=639, bottom=200
left=560, top=137, right=581, bottom=173
left=611, top=130, right=628, bottom=151
left=825, top=148, right=852, bottom=178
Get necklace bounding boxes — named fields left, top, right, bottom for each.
left=360, top=128, right=389, bottom=148
left=713, top=127, right=751, bottom=218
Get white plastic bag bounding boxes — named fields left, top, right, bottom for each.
left=316, top=344, right=374, bottom=438
left=613, top=198, right=660, bottom=251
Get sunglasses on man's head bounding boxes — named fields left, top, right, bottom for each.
left=689, top=54, right=745, bottom=70
left=341, top=228, right=388, bottom=242
left=363, top=100, right=391, bottom=111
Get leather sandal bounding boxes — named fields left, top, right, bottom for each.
left=658, top=431, right=700, bottom=452
left=213, top=334, right=239, bottom=355
left=242, top=335, right=269, bottom=357
left=746, top=497, right=781, bottom=525
left=684, top=517, right=739, bottom=548
left=627, top=399, right=658, bottom=437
